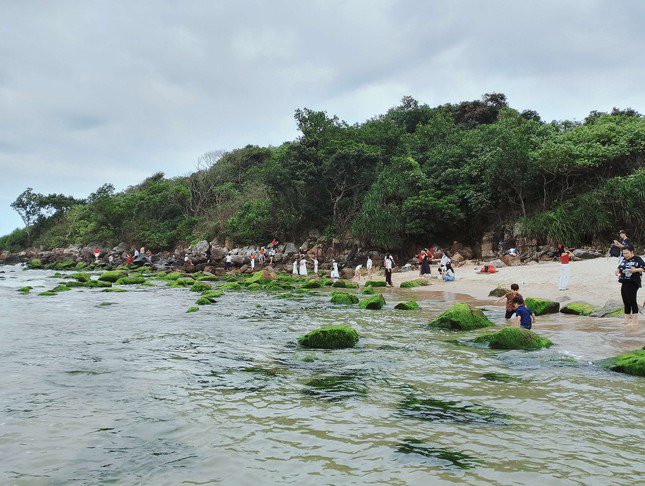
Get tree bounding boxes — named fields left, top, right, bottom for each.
left=185, top=150, right=225, bottom=216
left=11, top=188, right=41, bottom=244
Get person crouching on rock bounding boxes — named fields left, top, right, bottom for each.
left=513, top=296, right=535, bottom=330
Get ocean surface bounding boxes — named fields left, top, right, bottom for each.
left=1, top=265, right=643, bottom=485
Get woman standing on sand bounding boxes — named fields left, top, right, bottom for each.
left=558, top=246, right=572, bottom=291
left=615, top=245, right=644, bottom=325
left=420, top=251, right=431, bottom=276
left=331, top=259, right=340, bottom=281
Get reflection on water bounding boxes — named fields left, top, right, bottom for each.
left=0, top=265, right=643, bottom=484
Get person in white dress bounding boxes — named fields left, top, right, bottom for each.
left=299, top=256, right=308, bottom=276
left=292, top=258, right=298, bottom=275
left=366, top=255, right=373, bottom=278
left=313, top=258, right=319, bottom=274
left=331, top=260, right=340, bottom=281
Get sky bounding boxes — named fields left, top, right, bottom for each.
left=1, top=0, right=644, bottom=236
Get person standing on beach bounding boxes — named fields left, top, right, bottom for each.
left=615, top=245, right=644, bottom=325
left=558, top=246, right=572, bottom=291
left=613, top=230, right=632, bottom=250
left=495, top=283, right=522, bottom=320
left=331, top=259, right=340, bottom=282
left=384, top=253, right=395, bottom=287
left=420, top=250, right=431, bottom=276
left=225, top=253, right=233, bottom=271
left=299, top=256, right=308, bottom=276
left=366, top=255, right=373, bottom=278
left=258, top=247, right=266, bottom=266
left=313, top=257, right=319, bottom=275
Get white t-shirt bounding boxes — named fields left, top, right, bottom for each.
left=384, top=257, right=393, bottom=270
left=226, top=255, right=232, bottom=263
left=355, top=264, right=362, bottom=272
left=366, top=258, right=373, bottom=269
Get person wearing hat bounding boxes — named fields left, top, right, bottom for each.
left=613, top=230, right=633, bottom=250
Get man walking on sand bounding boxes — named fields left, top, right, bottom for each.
left=384, top=253, right=395, bottom=287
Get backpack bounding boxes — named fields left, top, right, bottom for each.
left=609, top=245, right=621, bottom=257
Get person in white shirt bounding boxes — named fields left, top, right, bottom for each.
left=299, top=257, right=308, bottom=276
left=313, top=258, right=319, bottom=274
left=331, top=260, right=340, bottom=281
left=225, top=253, right=233, bottom=271
left=384, top=253, right=395, bottom=287
left=366, top=255, right=373, bottom=278
left=440, top=253, right=451, bottom=268
left=354, top=264, right=363, bottom=282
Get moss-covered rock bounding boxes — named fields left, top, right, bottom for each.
left=596, top=348, right=645, bottom=377
left=473, top=327, right=553, bottom=350
left=488, top=286, right=510, bottom=297
left=190, top=281, right=212, bottom=292
left=264, top=283, right=285, bottom=292
left=115, top=276, right=146, bottom=285
left=428, top=303, right=494, bottom=331
left=245, top=270, right=274, bottom=285
left=101, top=288, right=128, bottom=292
left=331, top=280, right=358, bottom=289
left=87, top=279, right=112, bottom=288
left=164, top=271, right=184, bottom=280
left=395, top=301, right=420, bottom=310
left=196, top=274, right=220, bottom=281
left=525, top=297, right=560, bottom=316
left=74, top=262, right=88, bottom=269
left=54, top=259, right=76, bottom=270
left=361, top=286, right=375, bottom=295
left=68, top=272, right=91, bottom=283
left=98, top=270, right=127, bottom=283
left=400, top=279, right=430, bottom=288
left=38, top=290, right=57, bottom=296
left=219, top=282, right=242, bottom=291
left=359, top=294, right=386, bottom=310
left=195, top=296, right=213, bottom=305
left=246, top=283, right=263, bottom=291
left=298, top=325, right=359, bottom=349
left=186, top=306, right=199, bottom=313
left=591, top=300, right=624, bottom=318
left=275, top=292, right=295, bottom=299
left=301, top=279, right=323, bottom=289
left=330, top=291, right=359, bottom=305
left=61, top=280, right=87, bottom=288
left=51, top=284, right=72, bottom=292
left=27, top=258, right=43, bottom=269
left=560, top=302, right=597, bottom=316
left=202, top=289, right=223, bottom=299
left=17, top=286, right=33, bottom=294
left=364, top=280, right=387, bottom=287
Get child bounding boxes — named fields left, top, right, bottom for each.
left=495, top=283, right=522, bottom=320
left=512, top=296, right=535, bottom=330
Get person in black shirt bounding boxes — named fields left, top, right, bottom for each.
left=613, top=230, right=633, bottom=250
left=615, top=245, right=644, bottom=325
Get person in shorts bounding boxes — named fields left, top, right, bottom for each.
left=513, top=296, right=535, bottom=330
left=495, top=283, right=522, bottom=320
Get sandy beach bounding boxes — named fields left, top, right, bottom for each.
left=389, top=257, right=631, bottom=308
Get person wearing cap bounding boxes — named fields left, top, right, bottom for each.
left=613, top=230, right=633, bottom=249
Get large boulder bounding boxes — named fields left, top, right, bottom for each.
left=590, top=300, right=624, bottom=318
left=245, top=270, right=275, bottom=285
left=473, top=327, right=553, bottom=350
left=283, top=242, right=298, bottom=256
left=490, top=259, right=505, bottom=268
left=488, top=286, right=510, bottom=297
left=572, top=249, right=602, bottom=260
left=359, top=294, right=386, bottom=310
left=330, top=291, right=359, bottom=305
left=428, top=303, right=494, bottom=331
left=502, top=254, right=521, bottom=266
left=596, top=348, right=645, bottom=377
left=210, top=246, right=228, bottom=261
left=560, top=302, right=597, bottom=316
left=98, top=270, right=127, bottom=282
left=298, top=325, right=359, bottom=349
left=451, top=252, right=465, bottom=264
left=525, top=297, right=560, bottom=316
left=191, top=240, right=210, bottom=254
left=395, top=301, right=420, bottom=310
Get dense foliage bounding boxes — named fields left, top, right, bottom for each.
left=1, top=94, right=643, bottom=252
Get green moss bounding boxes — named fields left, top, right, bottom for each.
left=481, top=372, right=524, bottom=383
left=115, top=276, right=146, bottom=285
left=428, top=303, right=494, bottom=331
left=186, top=306, right=199, bottom=313
left=473, top=327, right=553, bottom=350
left=395, top=301, right=420, bottom=310
left=49, top=272, right=64, bottom=278
left=395, top=438, right=480, bottom=469
left=60, top=280, right=86, bottom=288
left=361, top=286, right=375, bottom=295
left=101, top=288, right=128, bottom=292
left=596, top=349, right=645, bottom=377
left=246, top=283, right=263, bottom=291
left=38, top=291, right=57, bottom=296
left=331, top=280, right=358, bottom=289
left=525, top=297, right=560, bottom=315
left=202, top=289, right=223, bottom=299
left=17, top=286, right=33, bottom=294
left=303, top=374, right=367, bottom=400
left=219, top=274, right=239, bottom=282
left=245, top=270, right=273, bottom=285
left=68, top=272, right=91, bottom=283
left=488, top=286, right=510, bottom=297
left=330, top=291, right=359, bottom=305
left=264, top=283, right=284, bottom=292
left=74, top=262, right=88, bottom=269
left=195, top=296, right=213, bottom=305
left=27, top=258, right=43, bottom=269
left=275, top=292, right=295, bottom=299
left=302, top=279, right=323, bottom=289
left=164, top=271, right=184, bottom=280
left=399, top=395, right=510, bottom=424
left=364, top=280, right=387, bottom=287
left=98, top=270, right=127, bottom=283
left=219, top=282, right=242, bottom=291
left=400, top=279, right=430, bottom=288
left=298, top=325, right=360, bottom=349
left=359, top=294, right=386, bottom=310
left=99, top=302, right=116, bottom=306
left=560, top=302, right=597, bottom=316
left=87, top=280, right=112, bottom=288
left=51, top=284, right=71, bottom=292
left=190, top=282, right=212, bottom=292
left=54, top=259, right=76, bottom=270
left=196, top=274, right=220, bottom=281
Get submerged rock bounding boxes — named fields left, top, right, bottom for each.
left=488, top=286, right=510, bottom=298
left=298, top=325, right=359, bottom=349
left=190, top=282, right=212, bottom=292
left=590, top=300, right=624, bottom=318
left=115, top=276, right=146, bottom=285
left=400, top=279, right=430, bottom=288
left=428, top=303, right=493, bottom=331
left=399, top=395, right=509, bottom=424
left=195, top=296, right=213, bottom=305
left=98, top=270, right=127, bottom=283
left=560, top=302, right=597, bottom=316
left=330, top=291, right=359, bottom=305
left=202, top=289, right=223, bottom=299
left=525, top=297, right=560, bottom=316
left=473, top=327, right=553, bottom=350
left=596, top=348, right=645, bottom=377
left=186, top=306, right=199, bottom=313
left=68, top=272, right=91, bottom=283
left=38, top=291, right=57, bottom=296
left=359, top=294, right=386, bottom=310
left=395, top=438, right=480, bottom=469
left=17, top=286, right=33, bottom=294
left=364, top=280, right=387, bottom=288
left=395, top=301, right=420, bottom=310
left=51, top=284, right=72, bottom=292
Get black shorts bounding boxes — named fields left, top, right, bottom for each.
left=505, top=310, right=515, bottom=319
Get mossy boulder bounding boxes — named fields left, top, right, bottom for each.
left=362, top=286, right=375, bottom=295
left=115, top=276, right=146, bottom=285
left=330, top=291, right=359, bottom=305
left=473, top=327, right=553, bottom=350
left=98, top=270, right=127, bottom=283
left=488, top=286, right=510, bottom=298
left=164, top=271, right=184, bottom=280
left=246, top=283, right=263, bottom=291
left=364, top=280, right=386, bottom=288
left=74, top=262, right=88, bottom=269
left=428, top=303, right=494, bottom=331
left=202, top=290, right=223, bottom=299
left=195, top=296, right=213, bottom=305
left=68, top=272, right=91, bottom=283
left=298, top=325, right=359, bottom=349
left=400, top=279, right=429, bottom=288
left=51, top=284, right=71, bottom=292
left=591, top=300, right=624, bottom=318
left=596, top=348, right=645, bottom=377
left=190, top=282, right=212, bottom=292
left=245, top=270, right=274, bottom=285
left=331, top=280, right=357, bottom=289
left=525, top=297, right=559, bottom=316
left=264, top=283, right=285, bottom=292
left=87, top=280, right=112, bottom=288
left=17, top=286, right=33, bottom=294
left=38, top=291, right=57, bottom=296
left=560, top=302, right=597, bottom=316
left=359, top=294, right=386, bottom=310
left=219, top=282, right=242, bottom=291
left=302, top=279, right=323, bottom=289
left=62, top=280, right=87, bottom=287
left=54, top=259, right=76, bottom=270
left=196, top=274, right=220, bottom=281
left=395, top=301, right=420, bottom=310
left=101, top=288, right=127, bottom=292
left=27, top=258, right=43, bottom=269
left=186, top=306, right=199, bottom=313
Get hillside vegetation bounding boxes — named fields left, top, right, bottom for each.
left=1, top=94, right=644, bottom=252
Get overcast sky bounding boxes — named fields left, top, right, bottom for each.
left=1, top=0, right=643, bottom=236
